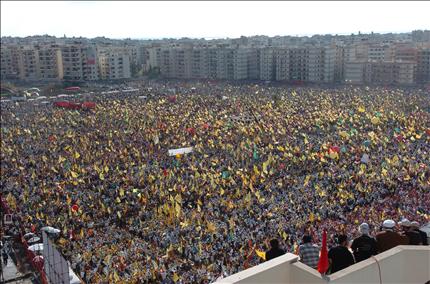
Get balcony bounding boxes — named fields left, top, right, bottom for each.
left=216, top=246, right=430, bottom=284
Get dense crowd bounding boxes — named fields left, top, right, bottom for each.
left=1, top=81, right=429, bottom=283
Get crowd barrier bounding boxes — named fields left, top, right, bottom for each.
left=1, top=192, right=48, bottom=284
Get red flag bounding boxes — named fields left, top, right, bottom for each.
left=317, top=230, right=329, bottom=274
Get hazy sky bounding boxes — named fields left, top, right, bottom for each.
left=1, top=1, right=429, bottom=39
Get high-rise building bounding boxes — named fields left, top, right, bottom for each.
left=259, top=47, right=275, bottom=81
left=416, top=47, right=430, bottom=83
left=275, top=48, right=290, bottom=81
left=61, top=44, right=99, bottom=81
left=35, top=45, right=64, bottom=81
left=98, top=49, right=131, bottom=80
left=1, top=45, right=21, bottom=80
left=17, top=45, right=40, bottom=81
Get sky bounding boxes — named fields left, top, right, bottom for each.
left=1, top=1, right=429, bottom=39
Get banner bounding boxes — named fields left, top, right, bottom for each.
left=168, top=147, right=193, bottom=156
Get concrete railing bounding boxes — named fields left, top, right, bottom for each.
left=217, top=246, right=430, bottom=284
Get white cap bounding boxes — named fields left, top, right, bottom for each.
left=359, top=223, right=370, bottom=235
left=410, top=221, right=420, bottom=228
left=398, top=218, right=411, bottom=227
left=382, top=219, right=395, bottom=228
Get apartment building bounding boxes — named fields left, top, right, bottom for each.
left=416, top=48, right=430, bottom=83
left=275, top=48, right=290, bottom=81
left=208, top=47, right=218, bottom=79
left=247, top=48, right=260, bottom=80
left=36, top=45, right=63, bottom=81
left=98, top=49, right=131, bottom=80
left=1, top=45, right=21, bottom=80
left=344, top=61, right=366, bottom=83
left=396, top=61, right=416, bottom=84
left=83, top=45, right=99, bottom=81
left=367, top=61, right=416, bottom=85
left=288, top=47, right=308, bottom=81
left=2, top=32, right=428, bottom=85
left=412, top=30, right=430, bottom=42
left=1, top=44, right=63, bottom=81
left=334, top=45, right=345, bottom=82
left=190, top=48, right=209, bottom=79
left=158, top=48, right=174, bottom=78
left=61, top=44, right=99, bottom=81
left=217, top=47, right=235, bottom=80
left=146, top=46, right=161, bottom=70
left=138, top=46, right=151, bottom=71
left=322, top=47, right=336, bottom=83
left=367, top=44, right=393, bottom=61
left=61, top=44, right=84, bottom=81
left=259, top=47, right=275, bottom=81
left=344, top=44, right=368, bottom=62
left=308, top=47, right=324, bottom=82
left=233, top=48, right=248, bottom=80
left=17, top=46, right=40, bottom=81
left=172, top=47, right=192, bottom=79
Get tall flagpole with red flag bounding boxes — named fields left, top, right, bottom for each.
left=317, top=230, right=329, bottom=274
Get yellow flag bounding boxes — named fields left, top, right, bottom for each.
left=58, top=155, right=66, bottom=164
left=253, top=165, right=260, bottom=176
left=339, top=131, right=349, bottom=139
left=99, top=173, right=105, bottom=180
left=74, top=152, right=80, bottom=159
left=255, top=249, right=266, bottom=261
left=304, top=137, right=309, bottom=144
left=113, top=271, right=120, bottom=282
left=207, top=221, right=217, bottom=233
left=175, top=194, right=182, bottom=204
left=303, top=175, right=311, bottom=187
left=229, top=218, right=235, bottom=230
left=262, top=161, right=269, bottom=174
left=175, top=202, right=181, bottom=217
left=173, top=273, right=180, bottom=283
left=58, top=238, right=67, bottom=246
left=309, top=212, right=315, bottom=222
left=371, top=117, right=380, bottom=124
left=329, top=152, right=338, bottom=159
left=180, top=219, right=189, bottom=228
left=282, top=231, right=288, bottom=240
left=70, top=171, right=78, bottom=178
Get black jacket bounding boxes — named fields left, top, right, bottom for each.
left=265, top=247, right=286, bottom=261
left=351, top=235, right=377, bottom=263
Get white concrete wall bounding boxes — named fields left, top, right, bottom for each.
left=217, top=253, right=299, bottom=284
left=216, top=246, right=430, bottom=284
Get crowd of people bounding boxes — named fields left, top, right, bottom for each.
left=1, top=80, right=429, bottom=283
